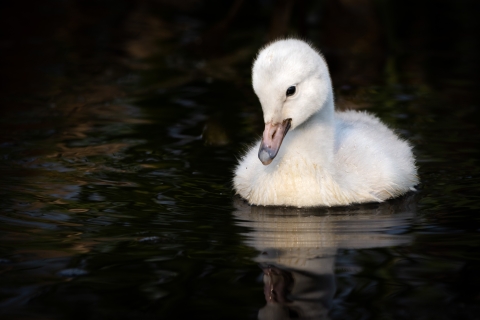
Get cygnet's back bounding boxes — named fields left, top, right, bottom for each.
left=334, top=111, right=418, bottom=201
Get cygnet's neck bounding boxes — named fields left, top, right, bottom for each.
left=304, top=92, right=335, bottom=130
left=282, top=92, right=335, bottom=167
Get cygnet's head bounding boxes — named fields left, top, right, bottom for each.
left=252, top=39, right=332, bottom=165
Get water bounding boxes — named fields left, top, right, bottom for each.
left=1, top=1, right=480, bottom=319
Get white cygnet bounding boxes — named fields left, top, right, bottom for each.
left=233, top=39, right=418, bottom=207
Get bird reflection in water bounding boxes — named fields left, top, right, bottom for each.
left=233, top=195, right=416, bottom=320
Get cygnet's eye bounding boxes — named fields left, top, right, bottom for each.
left=286, top=86, right=296, bottom=97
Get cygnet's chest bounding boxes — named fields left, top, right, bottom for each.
left=253, top=155, right=332, bottom=205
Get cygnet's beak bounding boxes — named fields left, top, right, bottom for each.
left=258, top=118, right=292, bottom=165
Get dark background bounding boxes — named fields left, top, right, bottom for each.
left=1, top=0, right=479, bottom=105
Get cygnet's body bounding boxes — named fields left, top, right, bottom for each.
left=233, top=39, right=418, bottom=207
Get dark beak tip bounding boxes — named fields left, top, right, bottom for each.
left=261, top=159, right=273, bottom=166
left=259, top=149, right=273, bottom=165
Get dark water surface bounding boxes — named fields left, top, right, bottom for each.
left=1, top=1, right=480, bottom=319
